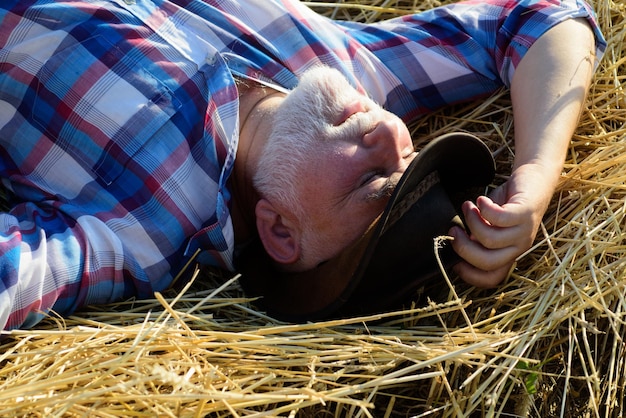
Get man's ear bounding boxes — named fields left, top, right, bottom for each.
left=255, top=198, right=301, bottom=265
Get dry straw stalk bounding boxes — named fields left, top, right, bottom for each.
left=1, top=0, right=625, bottom=416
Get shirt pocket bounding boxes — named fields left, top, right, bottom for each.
left=32, top=35, right=182, bottom=185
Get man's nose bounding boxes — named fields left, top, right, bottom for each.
left=362, top=118, right=408, bottom=164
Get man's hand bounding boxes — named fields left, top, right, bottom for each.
left=449, top=163, right=554, bottom=287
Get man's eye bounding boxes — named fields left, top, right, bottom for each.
left=360, top=171, right=383, bottom=187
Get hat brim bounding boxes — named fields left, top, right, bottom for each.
left=237, top=133, right=495, bottom=321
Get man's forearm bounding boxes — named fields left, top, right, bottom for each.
left=510, top=18, right=597, bottom=188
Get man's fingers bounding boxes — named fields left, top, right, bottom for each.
left=474, top=195, right=528, bottom=228
left=461, top=201, right=528, bottom=251
left=449, top=225, right=520, bottom=273
left=450, top=224, right=515, bottom=288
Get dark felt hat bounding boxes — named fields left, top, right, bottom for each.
left=238, top=132, right=495, bottom=322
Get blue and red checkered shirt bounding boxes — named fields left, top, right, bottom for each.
left=0, top=0, right=606, bottom=329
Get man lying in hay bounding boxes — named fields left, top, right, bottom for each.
left=0, top=0, right=606, bottom=330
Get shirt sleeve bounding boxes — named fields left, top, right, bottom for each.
left=0, top=201, right=142, bottom=330
left=336, top=0, right=607, bottom=121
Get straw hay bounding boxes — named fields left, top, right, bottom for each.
left=1, top=0, right=625, bottom=416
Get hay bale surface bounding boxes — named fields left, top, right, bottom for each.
left=1, top=0, right=625, bottom=416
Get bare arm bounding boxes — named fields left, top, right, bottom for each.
left=450, top=18, right=597, bottom=286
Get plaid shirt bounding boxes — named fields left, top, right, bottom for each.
left=0, top=0, right=605, bottom=330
